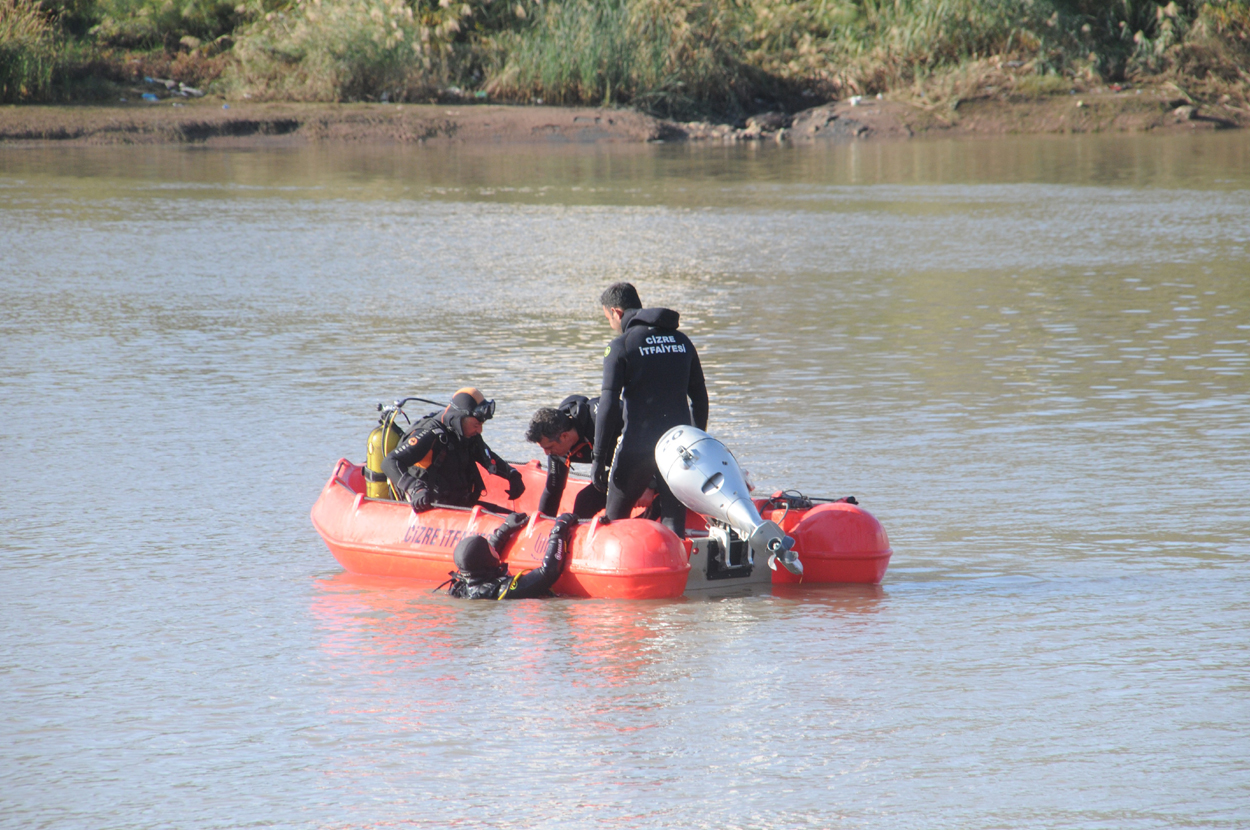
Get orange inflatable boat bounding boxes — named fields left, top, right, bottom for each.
left=311, top=458, right=891, bottom=599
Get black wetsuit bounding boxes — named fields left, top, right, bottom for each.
left=448, top=517, right=573, bottom=600
left=594, top=307, right=709, bottom=536
left=539, top=395, right=607, bottom=519
left=382, top=412, right=518, bottom=508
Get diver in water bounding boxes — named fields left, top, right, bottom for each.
left=382, top=386, right=526, bottom=512
left=445, top=511, right=578, bottom=599
left=525, top=395, right=606, bottom=519
left=592, top=283, right=709, bottom=537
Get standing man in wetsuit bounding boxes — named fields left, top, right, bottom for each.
left=591, top=283, right=709, bottom=537
left=382, top=387, right=526, bottom=512
left=525, top=395, right=605, bottom=519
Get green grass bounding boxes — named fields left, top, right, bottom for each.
left=1, top=0, right=59, bottom=102
left=88, top=0, right=241, bottom=49
left=485, top=0, right=759, bottom=119
left=1015, top=73, right=1077, bottom=96
left=4, top=0, right=1249, bottom=113
left=228, top=0, right=492, bottom=101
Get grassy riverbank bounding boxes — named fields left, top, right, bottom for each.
left=3, top=0, right=1249, bottom=123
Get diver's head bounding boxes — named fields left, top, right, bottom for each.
left=444, top=387, right=495, bottom=438
left=453, top=535, right=506, bottom=582
left=526, top=407, right=579, bottom=457
left=599, top=282, right=641, bottom=334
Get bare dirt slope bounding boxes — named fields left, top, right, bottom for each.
left=0, top=102, right=672, bottom=146
left=2, top=91, right=1245, bottom=147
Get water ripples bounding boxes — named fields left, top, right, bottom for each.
left=2, top=136, right=1248, bottom=829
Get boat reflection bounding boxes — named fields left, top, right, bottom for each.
left=311, top=571, right=463, bottom=664
left=307, top=571, right=891, bottom=766
left=311, top=572, right=887, bottom=680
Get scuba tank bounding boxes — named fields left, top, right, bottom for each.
left=365, top=405, right=407, bottom=499
left=364, top=397, right=449, bottom=500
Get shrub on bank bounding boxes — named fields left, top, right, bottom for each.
left=740, top=0, right=1250, bottom=105
left=88, top=0, right=240, bottom=49
left=1, top=0, right=59, bottom=102
left=483, top=0, right=1064, bottom=114
left=5, top=0, right=1250, bottom=112
left=228, top=0, right=505, bottom=101
left=483, top=0, right=1250, bottom=114
left=785, top=0, right=1077, bottom=94
left=1165, top=0, right=1250, bottom=98
left=485, top=0, right=761, bottom=120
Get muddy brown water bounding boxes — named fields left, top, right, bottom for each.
left=2, top=134, right=1248, bottom=829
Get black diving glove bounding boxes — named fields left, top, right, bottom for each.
left=590, top=457, right=610, bottom=493
left=552, top=512, right=579, bottom=538
left=406, top=484, right=432, bottom=513
left=487, top=511, right=529, bottom=551
left=506, top=469, right=526, bottom=500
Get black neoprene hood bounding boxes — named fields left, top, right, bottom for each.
left=453, top=535, right=500, bottom=577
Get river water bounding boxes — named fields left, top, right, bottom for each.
left=2, top=133, right=1248, bottom=829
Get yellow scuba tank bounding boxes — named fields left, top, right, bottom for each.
left=365, top=418, right=405, bottom=499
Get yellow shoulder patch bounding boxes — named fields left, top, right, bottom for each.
left=604, top=345, right=611, bottom=357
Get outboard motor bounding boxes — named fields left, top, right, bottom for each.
left=655, top=426, right=802, bottom=575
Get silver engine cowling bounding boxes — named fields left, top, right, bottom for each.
left=655, top=426, right=802, bottom=575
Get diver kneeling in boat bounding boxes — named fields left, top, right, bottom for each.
left=382, top=387, right=526, bottom=513
left=525, top=395, right=607, bottom=519
left=446, top=512, right=578, bottom=599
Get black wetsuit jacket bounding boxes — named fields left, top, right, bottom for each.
left=449, top=519, right=571, bottom=600
left=382, top=412, right=517, bottom=507
left=539, top=395, right=598, bottom=517
left=594, top=308, right=709, bottom=464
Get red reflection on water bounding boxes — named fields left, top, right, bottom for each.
left=560, top=600, right=681, bottom=689
left=310, top=572, right=468, bottom=668
left=769, top=582, right=886, bottom=607
left=309, top=572, right=477, bottom=737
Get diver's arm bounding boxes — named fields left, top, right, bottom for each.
left=480, top=442, right=525, bottom=499
left=480, top=443, right=517, bottom=479
left=539, top=455, right=569, bottom=517
left=382, top=429, right=437, bottom=495
left=688, top=348, right=709, bottom=431
left=499, top=514, right=576, bottom=599
left=594, top=338, right=627, bottom=466
left=486, top=511, right=528, bottom=552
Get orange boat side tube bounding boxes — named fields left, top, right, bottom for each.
left=312, top=460, right=692, bottom=599
left=765, top=502, right=892, bottom=585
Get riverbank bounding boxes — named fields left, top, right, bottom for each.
left=2, top=87, right=1246, bottom=147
